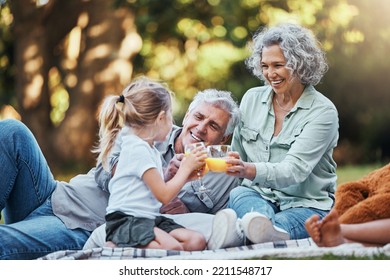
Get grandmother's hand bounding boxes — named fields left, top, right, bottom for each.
left=225, top=151, right=245, bottom=176
left=225, top=151, right=255, bottom=180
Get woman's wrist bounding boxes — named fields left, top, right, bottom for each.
left=243, top=162, right=256, bottom=181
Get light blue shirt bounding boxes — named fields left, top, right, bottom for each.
left=106, top=127, right=163, bottom=219
left=232, top=85, right=339, bottom=211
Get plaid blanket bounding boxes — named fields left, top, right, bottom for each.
left=38, top=238, right=390, bottom=260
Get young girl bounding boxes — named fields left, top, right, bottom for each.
left=95, top=76, right=207, bottom=251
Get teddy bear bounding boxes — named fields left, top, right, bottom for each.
left=334, top=162, right=390, bottom=224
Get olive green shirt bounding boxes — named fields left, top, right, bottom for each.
left=232, top=85, right=339, bottom=211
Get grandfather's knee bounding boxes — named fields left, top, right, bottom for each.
left=0, top=119, right=30, bottom=142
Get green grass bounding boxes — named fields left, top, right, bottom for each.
left=336, top=163, right=382, bottom=185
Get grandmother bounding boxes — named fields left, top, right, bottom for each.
left=208, top=23, right=339, bottom=249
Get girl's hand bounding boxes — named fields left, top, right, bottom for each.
left=181, top=145, right=207, bottom=173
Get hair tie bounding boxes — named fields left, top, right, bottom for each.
left=118, top=95, right=125, bottom=103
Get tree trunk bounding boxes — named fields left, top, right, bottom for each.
left=9, top=0, right=140, bottom=172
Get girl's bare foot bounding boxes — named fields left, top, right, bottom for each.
left=305, top=214, right=323, bottom=246
left=319, top=209, right=345, bottom=247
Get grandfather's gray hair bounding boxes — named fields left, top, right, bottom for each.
left=245, top=23, right=328, bottom=85
left=188, top=89, right=240, bottom=136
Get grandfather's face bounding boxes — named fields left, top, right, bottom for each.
left=177, top=101, right=231, bottom=153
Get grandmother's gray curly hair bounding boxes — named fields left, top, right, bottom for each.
left=245, top=23, right=328, bottom=86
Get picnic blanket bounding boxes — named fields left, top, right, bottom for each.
left=38, top=238, right=390, bottom=260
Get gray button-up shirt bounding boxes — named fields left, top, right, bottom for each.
left=156, top=126, right=239, bottom=214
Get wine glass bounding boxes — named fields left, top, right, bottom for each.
left=206, top=145, right=232, bottom=172
left=184, top=142, right=207, bottom=192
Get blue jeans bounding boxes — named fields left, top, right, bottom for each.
left=0, top=119, right=90, bottom=260
left=228, top=186, right=330, bottom=239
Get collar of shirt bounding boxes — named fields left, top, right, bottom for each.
left=155, top=125, right=182, bottom=165
left=262, top=85, right=316, bottom=113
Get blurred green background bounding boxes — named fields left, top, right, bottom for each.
left=0, top=0, right=389, bottom=179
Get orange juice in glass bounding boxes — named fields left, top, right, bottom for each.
left=206, top=145, right=232, bottom=172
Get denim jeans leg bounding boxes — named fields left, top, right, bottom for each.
left=0, top=197, right=90, bottom=260
left=227, top=186, right=330, bottom=240
left=228, top=186, right=278, bottom=220
left=274, top=207, right=329, bottom=239
left=0, top=119, right=57, bottom=223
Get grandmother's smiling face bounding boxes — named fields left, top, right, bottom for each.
left=261, top=44, right=302, bottom=96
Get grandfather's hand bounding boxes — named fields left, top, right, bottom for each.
left=160, top=197, right=190, bottom=214
left=164, top=153, right=184, bottom=181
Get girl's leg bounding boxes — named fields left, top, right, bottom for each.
left=340, top=217, right=390, bottom=246
left=142, top=227, right=184, bottom=251
left=169, top=228, right=206, bottom=251
left=306, top=210, right=390, bottom=247
left=0, top=119, right=57, bottom=223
